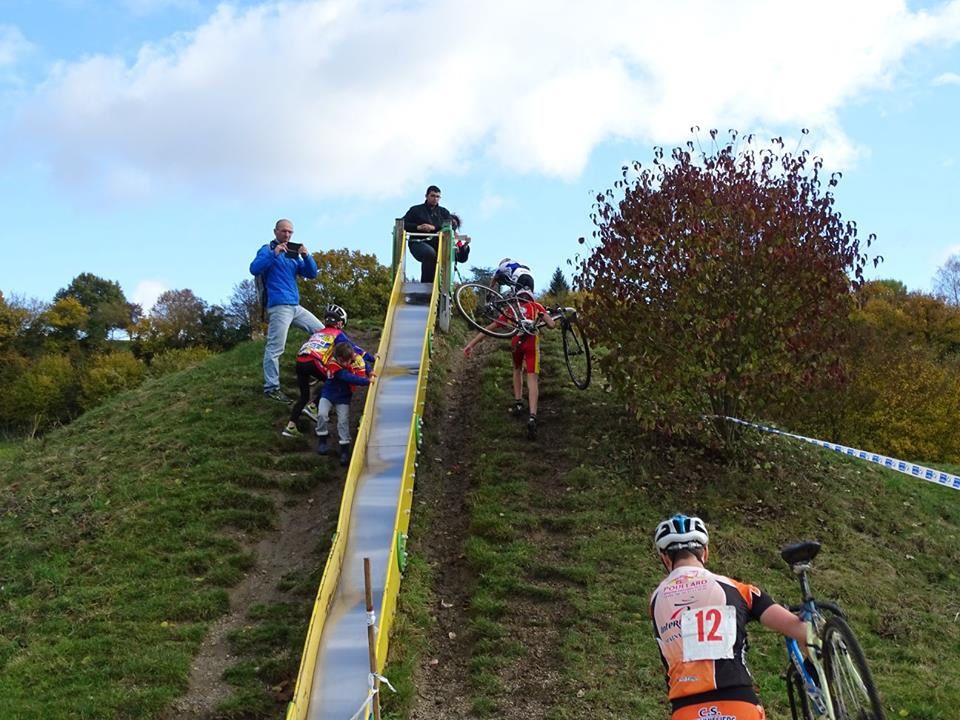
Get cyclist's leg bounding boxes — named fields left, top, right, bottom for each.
left=525, top=337, right=540, bottom=416
left=671, top=700, right=766, bottom=720
left=511, top=342, right=524, bottom=405
left=289, top=360, right=313, bottom=422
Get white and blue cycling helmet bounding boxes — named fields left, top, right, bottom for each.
left=325, top=304, right=348, bottom=326
left=654, top=514, right=709, bottom=552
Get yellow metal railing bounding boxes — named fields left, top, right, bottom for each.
left=285, top=230, right=444, bottom=719
left=284, top=258, right=406, bottom=720
left=376, top=231, right=443, bottom=668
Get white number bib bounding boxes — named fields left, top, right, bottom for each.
left=680, top=605, right=736, bottom=661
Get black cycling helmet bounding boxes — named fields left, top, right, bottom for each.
left=654, top=514, right=709, bottom=552
left=515, top=273, right=535, bottom=292
left=325, top=303, right=347, bottom=326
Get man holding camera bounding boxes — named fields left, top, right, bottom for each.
left=249, top=218, right=323, bottom=402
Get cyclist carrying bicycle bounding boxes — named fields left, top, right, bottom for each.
left=650, top=514, right=808, bottom=720
left=462, top=287, right=555, bottom=439
left=490, top=258, right=535, bottom=293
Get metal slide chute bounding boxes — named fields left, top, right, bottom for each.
left=285, top=224, right=455, bottom=719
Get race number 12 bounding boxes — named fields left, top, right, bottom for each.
left=680, top=605, right=736, bottom=661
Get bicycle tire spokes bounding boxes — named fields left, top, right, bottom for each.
left=781, top=543, right=886, bottom=720
left=823, top=617, right=885, bottom=719
left=455, top=283, right=519, bottom=339
left=562, top=318, right=592, bottom=390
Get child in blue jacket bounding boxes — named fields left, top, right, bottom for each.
left=316, top=342, right=373, bottom=466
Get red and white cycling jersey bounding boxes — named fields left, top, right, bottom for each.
left=650, top=565, right=775, bottom=709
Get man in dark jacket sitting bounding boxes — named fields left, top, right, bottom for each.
left=403, top=184, right=451, bottom=283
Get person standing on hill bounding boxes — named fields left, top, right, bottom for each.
left=649, top=514, right=809, bottom=720
left=403, top=184, right=451, bottom=283
left=249, top=219, right=323, bottom=402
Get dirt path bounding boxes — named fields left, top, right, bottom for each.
left=165, top=474, right=343, bottom=719
left=407, top=343, right=480, bottom=720
left=406, top=341, right=581, bottom=719
left=165, top=329, right=383, bottom=720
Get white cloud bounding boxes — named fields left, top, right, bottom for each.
left=132, top=279, right=169, bottom=314
left=932, top=71, right=960, bottom=85
left=937, top=244, right=960, bottom=263
left=478, top=192, right=509, bottom=218
left=0, top=24, right=31, bottom=68
left=7, top=0, right=960, bottom=200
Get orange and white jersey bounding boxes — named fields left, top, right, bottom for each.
left=650, top=565, right=775, bottom=709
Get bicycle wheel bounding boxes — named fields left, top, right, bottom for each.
left=455, top=283, right=519, bottom=339
left=786, top=663, right=814, bottom=720
left=562, top=318, right=592, bottom=389
left=823, top=616, right=886, bottom=720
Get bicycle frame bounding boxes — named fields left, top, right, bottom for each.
left=786, top=560, right=836, bottom=719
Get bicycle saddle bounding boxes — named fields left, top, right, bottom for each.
left=780, top=540, right=821, bottom=566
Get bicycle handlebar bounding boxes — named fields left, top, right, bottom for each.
left=547, top=306, right=577, bottom=320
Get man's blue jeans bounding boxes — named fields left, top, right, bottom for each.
left=263, top=304, right=323, bottom=392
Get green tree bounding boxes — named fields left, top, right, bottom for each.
left=300, top=248, right=392, bottom=321
left=575, top=130, right=874, bottom=447
left=78, top=352, right=146, bottom=411
left=144, top=289, right=207, bottom=350
left=466, top=266, right=495, bottom=285
left=547, top=267, right=571, bottom=298
left=43, top=296, right=90, bottom=342
left=0, top=354, right=77, bottom=436
left=0, top=291, right=29, bottom=351
left=198, top=304, right=248, bottom=351
left=54, top=273, right=134, bottom=345
left=856, top=281, right=960, bottom=358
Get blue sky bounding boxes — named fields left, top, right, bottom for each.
left=1, top=0, right=959, bottom=313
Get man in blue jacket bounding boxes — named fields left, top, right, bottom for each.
left=249, top=219, right=323, bottom=401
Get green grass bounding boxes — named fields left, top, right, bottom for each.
left=3, top=318, right=958, bottom=719
left=386, top=323, right=960, bottom=719
left=0, top=337, right=346, bottom=719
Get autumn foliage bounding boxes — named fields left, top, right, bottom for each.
left=299, top=248, right=392, bottom=323
left=575, top=130, right=874, bottom=444
left=787, top=280, right=960, bottom=463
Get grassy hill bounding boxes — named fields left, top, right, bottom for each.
left=0, top=337, right=366, bottom=719
left=1, top=324, right=958, bottom=719
left=385, top=324, right=960, bottom=720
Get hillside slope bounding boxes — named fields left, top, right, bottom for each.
left=0, top=334, right=379, bottom=719
left=386, top=324, right=960, bottom=720
left=1, top=324, right=958, bottom=720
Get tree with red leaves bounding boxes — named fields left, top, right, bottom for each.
left=575, top=129, right=876, bottom=447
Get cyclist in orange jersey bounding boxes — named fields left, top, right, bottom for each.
left=650, top=515, right=808, bottom=720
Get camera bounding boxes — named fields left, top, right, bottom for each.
left=284, top=241, right=303, bottom=259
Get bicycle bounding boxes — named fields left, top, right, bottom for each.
left=454, top=282, right=592, bottom=390
left=780, top=540, right=886, bottom=720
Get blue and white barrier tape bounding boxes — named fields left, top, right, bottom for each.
left=721, top=416, right=960, bottom=492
